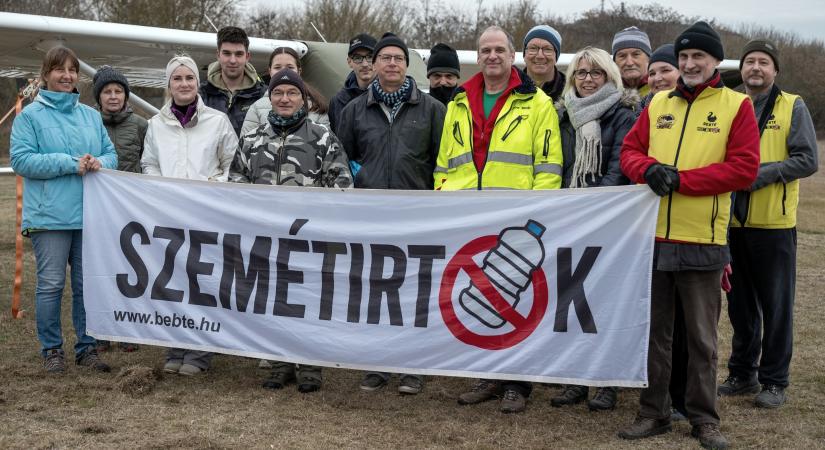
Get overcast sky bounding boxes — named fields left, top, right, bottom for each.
left=250, top=0, right=825, bottom=43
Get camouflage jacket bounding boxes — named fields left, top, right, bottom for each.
left=230, top=118, right=353, bottom=188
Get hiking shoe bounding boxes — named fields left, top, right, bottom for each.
left=617, top=416, right=672, bottom=440
left=262, top=369, right=296, bottom=390
left=178, top=364, right=204, bottom=376
left=499, top=389, right=526, bottom=413
left=670, top=407, right=688, bottom=422
left=258, top=359, right=273, bottom=369
left=690, top=423, right=729, bottom=449
left=457, top=380, right=501, bottom=405
left=398, top=376, right=424, bottom=395
left=76, top=350, right=111, bottom=373
left=164, top=361, right=182, bottom=373
left=588, top=386, right=618, bottom=411
left=755, top=384, right=787, bottom=408
left=296, top=365, right=322, bottom=393
left=717, top=375, right=759, bottom=396
left=551, top=385, right=588, bottom=407
left=44, top=349, right=66, bottom=374
left=360, top=374, right=388, bottom=391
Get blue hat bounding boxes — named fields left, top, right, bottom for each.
left=523, top=25, right=562, bottom=57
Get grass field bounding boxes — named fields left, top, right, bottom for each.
left=1, top=147, right=824, bottom=449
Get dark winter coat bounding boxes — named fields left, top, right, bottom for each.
left=329, top=71, right=368, bottom=134
left=101, top=108, right=147, bottom=173
left=336, top=77, right=446, bottom=190
left=558, top=90, right=638, bottom=188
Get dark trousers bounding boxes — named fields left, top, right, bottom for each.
left=669, top=292, right=688, bottom=415
left=639, top=269, right=722, bottom=426
left=727, top=227, right=796, bottom=387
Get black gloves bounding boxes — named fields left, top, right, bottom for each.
left=644, top=163, right=680, bottom=196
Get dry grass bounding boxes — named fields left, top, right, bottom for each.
left=1, top=145, right=824, bottom=449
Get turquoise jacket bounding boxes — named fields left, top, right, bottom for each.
left=11, top=89, right=117, bottom=232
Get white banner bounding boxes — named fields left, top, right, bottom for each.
left=83, top=170, right=658, bottom=387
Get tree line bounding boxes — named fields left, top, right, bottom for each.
left=1, top=0, right=823, bottom=158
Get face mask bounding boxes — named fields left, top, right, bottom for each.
left=429, top=85, right=456, bottom=105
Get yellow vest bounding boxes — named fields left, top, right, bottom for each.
left=434, top=89, right=562, bottom=190
left=647, top=86, right=751, bottom=245
left=732, top=92, right=799, bottom=228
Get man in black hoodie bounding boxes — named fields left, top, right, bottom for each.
left=329, top=33, right=376, bottom=133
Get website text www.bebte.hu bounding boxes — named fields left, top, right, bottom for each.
left=113, top=310, right=221, bottom=332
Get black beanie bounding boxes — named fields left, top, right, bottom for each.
left=740, top=39, right=780, bottom=71
left=372, top=32, right=409, bottom=64
left=674, top=21, right=724, bottom=61
left=268, top=68, right=307, bottom=101
left=650, top=44, right=678, bottom=68
left=427, top=43, right=460, bottom=77
left=93, top=65, right=130, bottom=106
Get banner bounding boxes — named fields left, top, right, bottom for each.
left=83, top=170, right=658, bottom=387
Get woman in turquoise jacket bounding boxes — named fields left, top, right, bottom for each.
left=10, top=47, right=117, bottom=374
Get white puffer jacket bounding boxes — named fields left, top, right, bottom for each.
left=141, top=96, right=238, bottom=181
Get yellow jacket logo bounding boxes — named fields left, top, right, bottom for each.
left=656, top=114, right=674, bottom=129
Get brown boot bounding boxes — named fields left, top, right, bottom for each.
left=617, top=416, right=672, bottom=440
left=457, top=379, right=501, bottom=405
left=499, top=389, right=526, bottom=413
left=691, top=423, right=729, bottom=449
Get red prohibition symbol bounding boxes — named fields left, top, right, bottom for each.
left=439, top=235, right=549, bottom=350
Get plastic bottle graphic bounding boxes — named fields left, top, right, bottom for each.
left=459, top=220, right=546, bottom=328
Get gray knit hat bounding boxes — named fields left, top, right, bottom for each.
left=612, top=26, right=652, bottom=58
left=93, top=65, right=130, bottom=106
left=523, top=25, right=562, bottom=57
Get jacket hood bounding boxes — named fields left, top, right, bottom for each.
left=456, top=67, right=537, bottom=99
left=619, top=88, right=641, bottom=107
left=36, top=89, right=80, bottom=112
left=206, top=60, right=260, bottom=92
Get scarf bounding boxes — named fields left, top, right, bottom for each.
left=268, top=106, right=307, bottom=133
left=371, top=76, right=412, bottom=119
left=563, top=83, right=621, bottom=188
left=171, top=101, right=197, bottom=127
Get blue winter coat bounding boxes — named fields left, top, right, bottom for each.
left=10, top=89, right=117, bottom=232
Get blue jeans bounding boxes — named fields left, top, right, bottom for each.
left=31, top=230, right=96, bottom=359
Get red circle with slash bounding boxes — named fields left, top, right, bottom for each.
left=439, top=235, right=548, bottom=350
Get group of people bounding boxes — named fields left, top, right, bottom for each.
left=10, top=19, right=818, bottom=450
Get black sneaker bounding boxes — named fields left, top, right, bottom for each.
left=588, top=386, right=618, bottom=411
left=44, top=349, right=66, bottom=374
left=262, top=370, right=296, bottom=390
left=717, top=375, right=759, bottom=396
left=360, top=373, right=388, bottom=391
left=755, top=384, right=787, bottom=408
left=690, top=423, right=729, bottom=449
left=551, top=385, right=588, bottom=407
left=76, top=350, right=111, bottom=373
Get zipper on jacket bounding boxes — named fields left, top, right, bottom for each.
left=478, top=96, right=531, bottom=190
left=501, top=116, right=523, bottom=141
left=276, top=133, right=287, bottom=185
left=782, top=182, right=787, bottom=215
left=710, top=194, right=719, bottom=243
left=665, top=101, right=694, bottom=240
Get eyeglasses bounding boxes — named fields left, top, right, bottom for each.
left=271, top=90, right=302, bottom=100
left=376, top=54, right=406, bottom=64
left=574, top=69, right=607, bottom=80
left=350, top=54, right=373, bottom=64
left=525, top=46, right=555, bottom=57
